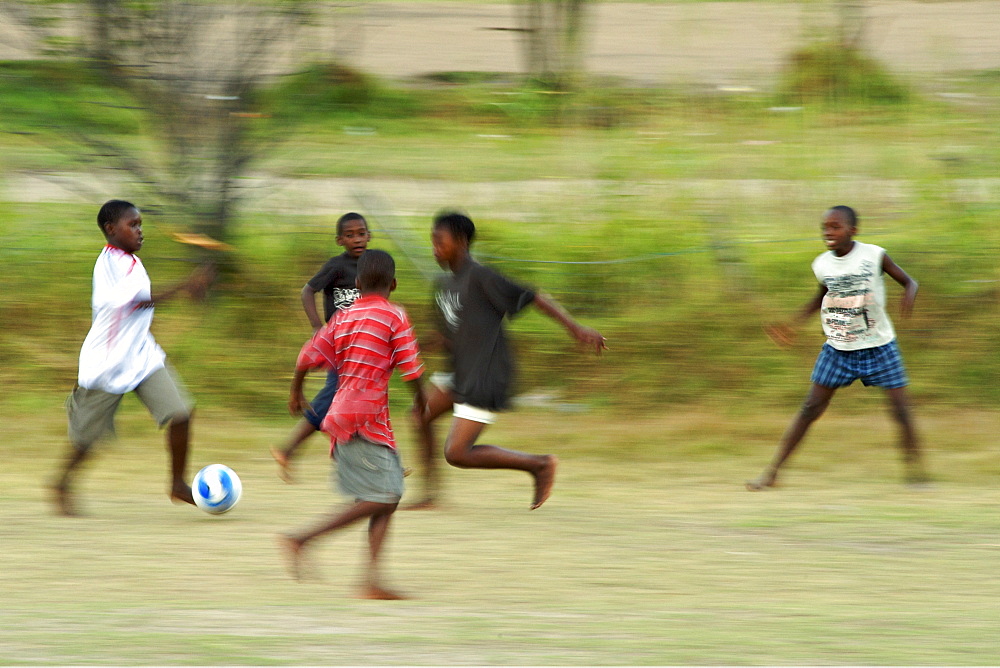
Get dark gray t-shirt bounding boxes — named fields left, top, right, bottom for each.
left=434, top=260, right=535, bottom=410
left=308, top=252, right=361, bottom=322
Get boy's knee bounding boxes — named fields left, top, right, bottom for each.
left=371, top=501, right=399, bottom=516
left=443, top=444, right=470, bottom=468
left=888, top=402, right=912, bottom=424
left=799, top=398, right=828, bottom=422
left=165, top=411, right=193, bottom=428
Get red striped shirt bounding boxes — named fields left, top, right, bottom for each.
left=296, top=294, right=423, bottom=451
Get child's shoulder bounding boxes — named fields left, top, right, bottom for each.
left=384, top=298, right=411, bottom=321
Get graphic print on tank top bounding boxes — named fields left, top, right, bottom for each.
left=821, top=259, right=879, bottom=344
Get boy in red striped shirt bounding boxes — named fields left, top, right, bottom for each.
left=280, top=250, right=426, bottom=600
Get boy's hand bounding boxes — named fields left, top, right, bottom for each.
left=186, top=264, right=217, bottom=301
left=288, top=390, right=312, bottom=417
left=412, top=391, right=428, bottom=420
left=899, top=294, right=916, bottom=319
left=573, top=325, right=607, bottom=354
left=764, top=322, right=796, bottom=348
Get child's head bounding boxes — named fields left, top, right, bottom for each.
left=336, top=212, right=370, bottom=258
left=98, top=199, right=143, bottom=253
left=431, top=211, right=474, bottom=269
left=827, top=205, right=858, bottom=228
left=822, top=205, right=858, bottom=255
left=356, top=249, right=396, bottom=294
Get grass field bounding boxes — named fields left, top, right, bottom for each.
left=1, top=39, right=999, bottom=664
left=2, top=402, right=1000, bottom=665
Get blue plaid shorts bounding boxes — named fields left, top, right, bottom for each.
left=810, top=340, right=909, bottom=389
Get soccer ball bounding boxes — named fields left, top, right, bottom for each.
left=192, top=464, right=242, bottom=515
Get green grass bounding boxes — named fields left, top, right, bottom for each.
left=2, top=59, right=999, bottom=410
left=2, top=407, right=1000, bottom=664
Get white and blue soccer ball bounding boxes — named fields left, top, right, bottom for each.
left=192, top=464, right=242, bottom=515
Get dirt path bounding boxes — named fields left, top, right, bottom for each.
left=1, top=2, right=998, bottom=86
left=347, top=1, right=1000, bottom=86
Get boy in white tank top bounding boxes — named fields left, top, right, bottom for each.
left=747, top=206, right=928, bottom=490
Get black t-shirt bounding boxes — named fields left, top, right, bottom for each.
left=307, top=252, right=361, bottom=322
left=434, top=259, right=536, bottom=410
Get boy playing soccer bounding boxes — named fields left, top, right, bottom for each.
left=271, top=212, right=370, bottom=482
left=280, top=250, right=426, bottom=600
left=747, top=205, right=928, bottom=490
left=53, top=200, right=213, bottom=515
left=410, top=211, right=606, bottom=510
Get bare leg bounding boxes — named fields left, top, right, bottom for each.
left=271, top=419, right=318, bottom=483
left=406, top=386, right=453, bottom=509
left=747, top=384, right=836, bottom=490
left=885, top=386, right=928, bottom=484
left=280, top=500, right=397, bottom=581
left=444, top=417, right=558, bottom=509
left=51, top=446, right=89, bottom=516
left=359, top=508, right=406, bottom=599
left=168, top=417, right=195, bottom=505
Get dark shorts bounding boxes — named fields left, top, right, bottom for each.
left=304, top=370, right=339, bottom=429
left=66, top=365, right=194, bottom=450
left=810, top=340, right=909, bottom=389
left=332, top=437, right=404, bottom=504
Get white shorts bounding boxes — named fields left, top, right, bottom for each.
left=453, top=403, right=496, bottom=425
left=430, top=372, right=496, bottom=424
left=429, top=372, right=454, bottom=391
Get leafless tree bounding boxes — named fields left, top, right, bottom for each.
left=2, top=0, right=314, bottom=246
left=515, top=0, right=589, bottom=89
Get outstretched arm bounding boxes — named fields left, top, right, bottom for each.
left=301, top=284, right=324, bottom=331
left=137, top=264, right=215, bottom=309
left=882, top=253, right=918, bottom=318
left=764, top=284, right=827, bottom=347
left=532, top=292, right=607, bottom=354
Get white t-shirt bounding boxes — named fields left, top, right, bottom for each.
left=812, top=241, right=896, bottom=351
left=77, top=245, right=166, bottom=393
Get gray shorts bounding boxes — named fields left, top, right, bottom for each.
left=66, top=365, right=194, bottom=450
left=332, top=437, right=405, bottom=504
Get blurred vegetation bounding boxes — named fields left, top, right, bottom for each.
left=1, top=58, right=998, bottom=418
left=778, top=42, right=911, bottom=105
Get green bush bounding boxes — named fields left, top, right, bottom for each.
left=779, top=42, right=910, bottom=105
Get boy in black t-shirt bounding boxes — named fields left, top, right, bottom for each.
left=271, top=213, right=369, bottom=482
left=411, top=212, right=606, bottom=510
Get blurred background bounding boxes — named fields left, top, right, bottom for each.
left=1, top=0, right=997, bottom=416
left=2, top=2, right=1000, bottom=665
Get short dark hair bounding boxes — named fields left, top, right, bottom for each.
left=97, top=199, right=137, bottom=234
left=357, top=249, right=395, bottom=291
left=829, top=205, right=858, bottom=227
left=336, top=212, right=367, bottom=236
left=433, top=210, right=475, bottom=245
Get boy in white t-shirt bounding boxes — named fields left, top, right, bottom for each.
left=53, top=200, right=213, bottom=515
left=747, top=206, right=928, bottom=490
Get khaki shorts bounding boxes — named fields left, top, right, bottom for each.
left=332, top=437, right=404, bottom=504
left=66, top=365, right=194, bottom=450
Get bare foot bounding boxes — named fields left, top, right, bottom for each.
left=530, top=455, right=558, bottom=510
left=170, top=482, right=196, bottom=506
left=745, top=473, right=777, bottom=491
left=51, top=483, right=80, bottom=517
left=357, top=584, right=408, bottom=600
left=403, top=499, right=438, bottom=511
left=270, top=447, right=293, bottom=483
left=277, top=534, right=305, bottom=581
